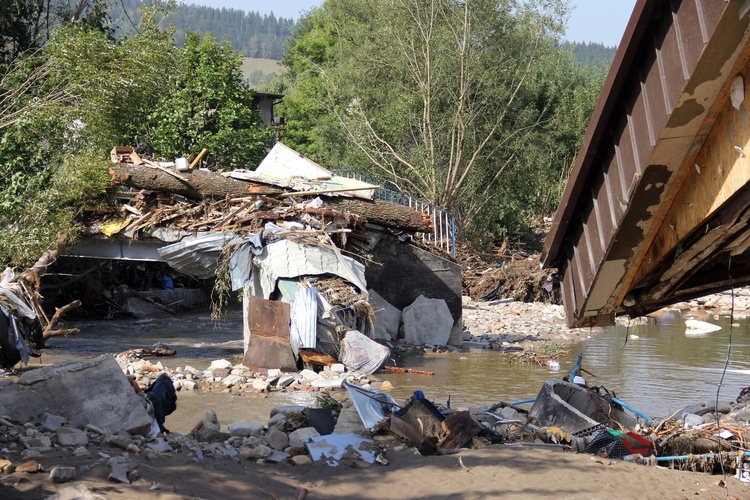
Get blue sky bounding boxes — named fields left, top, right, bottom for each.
left=183, top=0, right=638, bottom=47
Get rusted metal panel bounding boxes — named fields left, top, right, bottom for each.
left=641, top=46, right=670, bottom=144
left=628, top=87, right=653, bottom=173
left=675, top=0, right=708, bottom=71
left=582, top=198, right=605, bottom=269
left=657, top=10, right=688, bottom=108
left=242, top=296, right=297, bottom=371
left=542, top=0, right=750, bottom=327
left=590, top=177, right=615, bottom=253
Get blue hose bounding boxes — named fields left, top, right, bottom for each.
left=611, top=397, right=654, bottom=424
left=656, top=450, right=750, bottom=462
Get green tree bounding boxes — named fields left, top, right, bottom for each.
left=277, top=0, right=602, bottom=240
left=146, top=32, right=274, bottom=169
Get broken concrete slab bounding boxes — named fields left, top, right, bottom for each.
left=402, top=295, right=453, bottom=346
left=0, top=355, right=152, bottom=435
left=368, top=289, right=401, bottom=341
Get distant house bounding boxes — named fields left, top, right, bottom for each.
left=251, top=92, right=284, bottom=128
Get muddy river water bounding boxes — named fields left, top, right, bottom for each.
left=34, top=307, right=750, bottom=433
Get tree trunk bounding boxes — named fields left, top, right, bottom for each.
left=109, top=163, right=284, bottom=199
left=325, top=197, right=432, bottom=233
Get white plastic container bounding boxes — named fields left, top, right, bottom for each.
left=175, top=157, right=189, bottom=171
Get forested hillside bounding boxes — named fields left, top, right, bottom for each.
left=109, top=0, right=296, bottom=59
left=561, top=41, right=617, bottom=68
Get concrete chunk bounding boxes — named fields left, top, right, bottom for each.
left=368, top=289, right=402, bottom=341
left=0, top=356, right=152, bottom=435
left=402, top=295, right=453, bottom=346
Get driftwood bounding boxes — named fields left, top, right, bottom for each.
left=42, top=300, right=81, bottom=339
left=382, top=366, right=435, bottom=376
left=20, top=233, right=69, bottom=289
left=109, top=163, right=284, bottom=199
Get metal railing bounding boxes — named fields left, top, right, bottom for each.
left=333, top=169, right=456, bottom=257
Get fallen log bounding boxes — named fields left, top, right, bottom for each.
left=382, top=366, right=435, bottom=376
left=109, top=163, right=284, bottom=199
left=324, top=197, right=432, bottom=233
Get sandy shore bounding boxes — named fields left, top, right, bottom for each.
left=2, top=441, right=748, bottom=499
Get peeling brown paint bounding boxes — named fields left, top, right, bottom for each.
left=672, top=99, right=705, bottom=127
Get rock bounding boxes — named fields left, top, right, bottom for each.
left=72, top=446, right=89, bottom=457
left=50, top=466, right=76, bottom=483
left=266, top=450, right=290, bottom=463
left=146, top=438, right=173, bottom=453
left=15, top=460, right=40, bottom=473
left=268, top=410, right=307, bottom=433
left=104, top=434, right=133, bottom=451
left=20, top=449, right=41, bottom=460
left=239, top=444, right=272, bottom=460
left=208, top=443, right=239, bottom=458
left=311, top=378, right=345, bottom=389
left=228, top=422, right=265, bottom=437
left=182, top=380, right=198, bottom=391
left=41, top=413, right=67, bottom=432
left=735, top=408, right=750, bottom=423
left=267, top=369, right=282, bottom=378
left=276, top=374, right=295, bottom=388
left=270, top=405, right=307, bottom=417
left=0, top=459, right=15, bottom=473
left=379, top=381, right=394, bottom=391
left=291, top=455, right=313, bottom=466
left=190, top=409, right=221, bottom=441
left=299, top=369, right=321, bottom=381
left=222, top=374, right=244, bottom=387
left=107, top=456, right=135, bottom=484
left=24, top=435, right=52, bottom=449
left=499, top=406, right=523, bottom=422
left=0, top=356, right=152, bottom=436
left=368, top=289, right=402, bottom=341
left=46, top=484, right=100, bottom=500
left=209, top=359, right=233, bottom=371
left=402, top=295, right=453, bottom=346
left=683, top=413, right=704, bottom=428
left=288, top=427, right=320, bottom=449
left=57, top=427, right=89, bottom=447
left=330, top=363, right=346, bottom=374
left=252, top=379, right=271, bottom=392
left=266, top=428, right=289, bottom=451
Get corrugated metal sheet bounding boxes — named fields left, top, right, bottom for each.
left=290, top=287, right=318, bottom=350
left=248, top=238, right=367, bottom=299
left=157, top=232, right=240, bottom=279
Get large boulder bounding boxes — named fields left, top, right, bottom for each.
left=402, top=295, right=453, bottom=346
left=0, top=355, right=151, bottom=435
left=368, top=289, right=402, bottom=341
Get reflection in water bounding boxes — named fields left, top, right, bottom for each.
left=37, top=307, right=750, bottom=426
